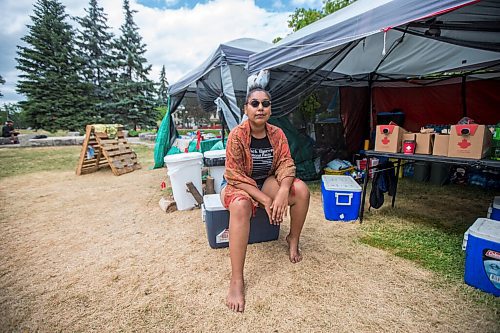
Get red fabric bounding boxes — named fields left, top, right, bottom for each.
left=372, top=80, right=500, bottom=132
left=466, top=80, right=500, bottom=124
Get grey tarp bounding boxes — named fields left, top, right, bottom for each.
left=168, top=38, right=271, bottom=128
left=153, top=38, right=271, bottom=168
left=247, top=0, right=500, bottom=117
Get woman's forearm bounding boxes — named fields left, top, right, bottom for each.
left=234, top=182, right=270, bottom=206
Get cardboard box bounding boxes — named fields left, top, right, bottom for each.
left=448, top=124, right=492, bottom=159
left=402, top=132, right=416, bottom=142
left=374, top=125, right=406, bottom=153
left=432, top=134, right=449, bottom=156
left=415, top=133, right=435, bottom=154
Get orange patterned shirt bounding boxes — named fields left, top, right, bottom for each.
left=222, top=120, right=296, bottom=209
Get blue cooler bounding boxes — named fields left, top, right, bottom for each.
left=464, top=218, right=500, bottom=296
left=321, top=175, right=362, bottom=221
left=201, top=194, right=279, bottom=249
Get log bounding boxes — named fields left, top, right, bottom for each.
left=159, top=197, right=177, bottom=213
left=205, top=176, right=215, bottom=195
left=186, top=182, right=204, bottom=206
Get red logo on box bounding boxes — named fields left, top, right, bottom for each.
left=382, top=137, right=390, bottom=145
left=458, top=138, right=471, bottom=149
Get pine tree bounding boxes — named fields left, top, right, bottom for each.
left=103, top=0, right=157, bottom=130
left=0, top=74, right=5, bottom=98
left=75, top=0, right=114, bottom=119
left=16, top=0, right=93, bottom=132
left=157, top=65, right=169, bottom=107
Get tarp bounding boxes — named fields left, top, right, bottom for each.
left=247, top=0, right=500, bottom=117
left=169, top=38, right=271, bottom=129
left=154, top=38, right=271, bottom=168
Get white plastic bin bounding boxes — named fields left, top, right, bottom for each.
left=164, top=152, right=203, bottom=210
left=203, top=149, right=226, bottom=194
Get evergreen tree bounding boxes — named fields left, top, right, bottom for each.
left=0, top=74, right=5, bottom=98
left=104, top=0, right=157, bottom=130
left=75, top=0, right=114, bottom=119
left=157, top=65, right=169, bottom=107
left=16, top=0, right=93, bottom=132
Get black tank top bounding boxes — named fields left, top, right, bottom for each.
left=250, top=135, right=274, bottom=187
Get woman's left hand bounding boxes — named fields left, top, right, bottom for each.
left=270, top=187, right=288, bottom=224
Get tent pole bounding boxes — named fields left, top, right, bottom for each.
left=369, top=73, right=374, bottom=139
left=461, top=75, right=467, bottom=117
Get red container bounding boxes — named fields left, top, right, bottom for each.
left=403, top=140, right=416, bottom=154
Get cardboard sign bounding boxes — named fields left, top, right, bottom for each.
left=448, top=124, right=492, bottom=159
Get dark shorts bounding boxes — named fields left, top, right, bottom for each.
left=220, top=177, right=264, bottom=190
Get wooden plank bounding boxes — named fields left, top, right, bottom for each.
left=186, top=182, right=203, bottom=206
left=76, top=125, right=94, bottom=176
left=106, top=149, right=134, bottom=157
left=98, top=138, right=129, bottom=145
left=80, top=166, right=99, bottom=174
left=92, top=131, right=139, bottom=176
left=82, top=159, right=98, bottom=166
left=109, top=153, right=137, bottom=162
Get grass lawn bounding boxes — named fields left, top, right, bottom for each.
left=308, top=177, right=500, bottom=311
left=2, top=147, right=499, bottom=311
left=0, top=144, right=155, bottom=179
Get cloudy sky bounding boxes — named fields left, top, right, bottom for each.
left=0, top=0, right=324, bottom=105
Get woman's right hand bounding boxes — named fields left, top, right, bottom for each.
left=261, top=195, right=275, bottom=224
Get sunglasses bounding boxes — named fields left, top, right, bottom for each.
left=247, top=100, right=271, bottom=108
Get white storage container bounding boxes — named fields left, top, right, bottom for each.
left=164, top=152, right=203, bottom=210
left=203, top=149, right=226, bottom=194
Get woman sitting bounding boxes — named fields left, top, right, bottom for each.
left=221, top=86, right=310, bottom=312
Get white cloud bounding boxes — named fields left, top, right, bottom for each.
left=0, top=0, right=292, bottom=104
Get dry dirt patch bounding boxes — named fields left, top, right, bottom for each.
left=0, top=168, right=498, bottom=332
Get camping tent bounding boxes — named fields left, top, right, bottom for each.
left=247, top=0, right=500, bottom=152
left=169, top=38, right=271, bottom=129
left=153, top=38, right=271, bottom=168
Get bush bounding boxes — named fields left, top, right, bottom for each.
left=128, top=130, right=139, bottom=137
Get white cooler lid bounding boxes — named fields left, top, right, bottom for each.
left=203, top=149, right=226, bottom=159
left=322, top=175, right=361, bottom=192
left=493, top=196, right=500, bottom=210
left=203, top=194, right=226, bottom=211
left=468, top=218, right=500, bottom=243
left=164, top=152, right=203, bottom=164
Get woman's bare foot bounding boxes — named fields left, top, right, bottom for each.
left=226, top=278, right=245, bottom=312
left=286, top=234, right=302, bottom=263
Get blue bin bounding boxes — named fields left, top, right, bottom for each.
left=464, top=218, right=500, bottom=296
left=321, top=175, right=361, bottom=221
left=491, top=196, right=500, bottom=221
